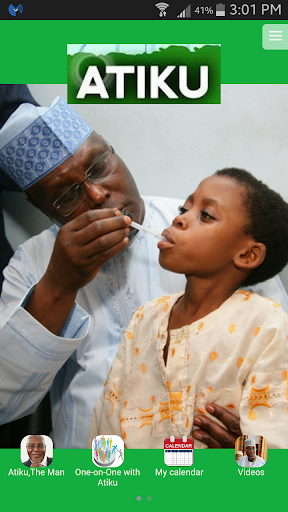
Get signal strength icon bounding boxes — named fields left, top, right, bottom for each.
left=177, top=4, right=191, bottom=17
left=155, top=3, right=169, bottom=17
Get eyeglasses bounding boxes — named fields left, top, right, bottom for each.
left=52, top=142, right=118, bottom=217
left=27, top=444, right=45, bottom=449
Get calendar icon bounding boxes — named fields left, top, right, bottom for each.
left=164, top=436, right=194, bottom=466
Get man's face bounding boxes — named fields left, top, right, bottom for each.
left=26, top=131, right=144, bottom=229
left=246, top=446, right=256, bottom=461
left=27, top=435, right=46, bottom=463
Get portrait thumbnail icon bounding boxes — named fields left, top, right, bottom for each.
left=92, top=435, right=124, bottom=468
left=20, top=435, right=53, bottom=467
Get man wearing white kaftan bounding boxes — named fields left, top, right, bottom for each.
left=237, top=455, right=266, bottom=467
left=0, top=196, right=185, bottom=448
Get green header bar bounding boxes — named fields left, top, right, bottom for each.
left=0, top=20, right=288, bottom=84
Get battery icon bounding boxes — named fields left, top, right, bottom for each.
left=216, top=3, right=225, bottom=16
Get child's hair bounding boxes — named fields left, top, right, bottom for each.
left=215, top=167, right=288, bottom=286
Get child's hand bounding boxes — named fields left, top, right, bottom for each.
left=193, top=403, right=241, bottom=448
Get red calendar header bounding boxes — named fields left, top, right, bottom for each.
left=164, top=437, right=194, bottom=450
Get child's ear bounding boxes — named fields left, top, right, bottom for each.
left=234, top=241, right=266, bottom=270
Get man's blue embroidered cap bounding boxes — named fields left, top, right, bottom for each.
left=0, top=96, right=92, bottom=190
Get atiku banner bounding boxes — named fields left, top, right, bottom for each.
left=67, top=44, right=221, bottom=104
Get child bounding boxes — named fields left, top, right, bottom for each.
left=88, top=168, right=288, bottom=449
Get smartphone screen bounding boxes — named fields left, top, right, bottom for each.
left=0, top=4, right=287, bottom=509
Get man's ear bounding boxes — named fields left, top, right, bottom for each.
left=26, top=196, right=54, bottom=222
left=26, top=196, right=37, bottom=208
left=234, top=241, right=266, bottom=271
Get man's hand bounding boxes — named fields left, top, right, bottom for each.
left=25, top=209, right=131, bottom=335
left=192, top=403, right=242, bottom=448
left=46, top=209, right=131, bottom=294
left=30, top=461, right=42, bottom=468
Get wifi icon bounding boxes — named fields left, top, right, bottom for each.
left=155, top=2, right=169, bottom=17
left=8, top=3, right=23, bottom=16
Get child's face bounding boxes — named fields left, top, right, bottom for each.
left=158, top=175, right=253, bottom=279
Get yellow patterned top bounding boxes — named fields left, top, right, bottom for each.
left=88, top=290, right=288, bottom=449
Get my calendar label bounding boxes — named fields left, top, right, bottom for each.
left=164, top=436, right=194, bottom=466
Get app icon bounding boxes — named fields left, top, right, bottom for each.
left=92, top=435, right=124, bottom=468
left=20, top=435, right=53, bottom=468
left=164, top=435, right=194, bottom=466
left=8, top=3, right=23, bottom=16
left=235, top=435, right=267, bottom=467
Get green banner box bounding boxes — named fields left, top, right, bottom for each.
left=67, top=45, right=221, bottom=104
